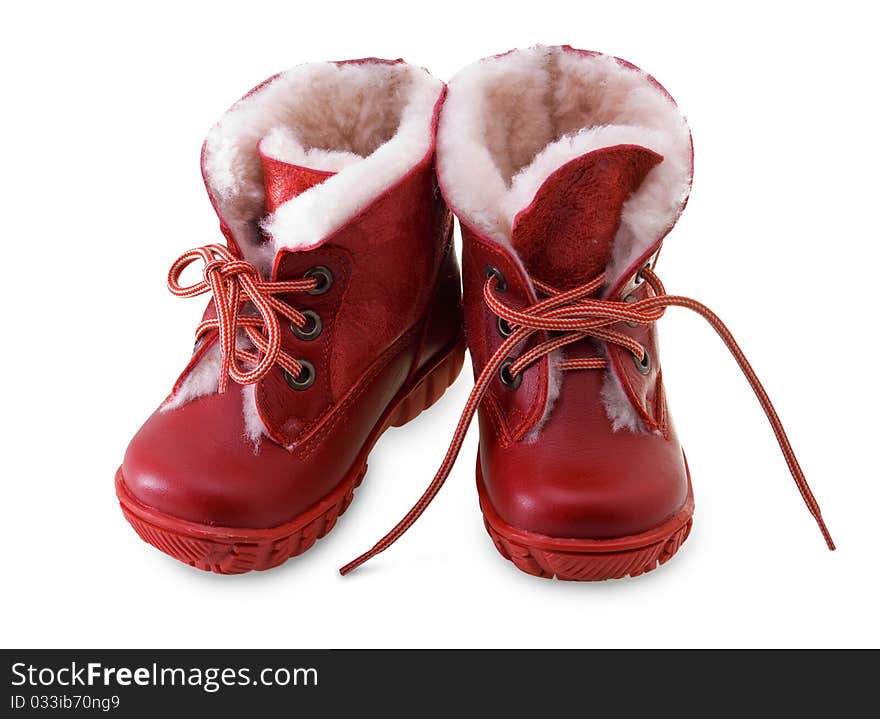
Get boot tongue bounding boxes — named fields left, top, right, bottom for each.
left=510, top=145, right=663, bottom=291
left=259, top=146, right=336, bottom=213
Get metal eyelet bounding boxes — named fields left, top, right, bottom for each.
left=632, top=348, right=651, bottom=375
left=283, top=360, right=316, bottom=390
left=304, top=266, right=333, bottom=295
left=499, top=358, right=522, bottom=390
left=496, top=316, right=514, bottom=337
left=291, top=310, right=322, bottom=341
left=484, top=265, right=507, bottom=292
left=633, top=260, right=653, bottom=286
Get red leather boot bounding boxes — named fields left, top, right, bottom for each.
left=116, top=59, right=464, bottom=573
left=343, top=46, right=834, bottom=580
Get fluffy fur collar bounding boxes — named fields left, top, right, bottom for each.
left=202, top=59, right=443, bottom=272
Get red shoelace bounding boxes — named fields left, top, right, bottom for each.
left=167, top=244, right=319, bottom=391
left=340, top=266, right=835, bottom=575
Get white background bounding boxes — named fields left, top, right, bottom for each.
left=1, top=0, right=878, bottom=648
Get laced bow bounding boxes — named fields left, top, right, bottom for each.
left=167, top=244, right=318, bottom=391
left=341, top=266, right=834, bottom=575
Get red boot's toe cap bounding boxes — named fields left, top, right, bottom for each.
left=478, top=371, right=690, bottom=540
left=121, top=385, right=311, bottom=529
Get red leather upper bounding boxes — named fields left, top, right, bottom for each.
left=259, top=146, right=335, bottom=212
left=122, top=326, right=423, bottom=528
left=455, top=147, right=690, bottom=540
left=121, top=86, right=462, bottom=530
left=510, top=146, right=662, bottom=290
left=477, top=370, right=688, bottom=538
left=461, top=229, right=550, bottom=443
left=249, top=163, right=454, bottom=448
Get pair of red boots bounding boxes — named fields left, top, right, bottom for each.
left=116, top=45, right=833, bottom=580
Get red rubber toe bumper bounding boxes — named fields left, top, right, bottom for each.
left=116, top=465, right=364, bottom=574
left=478, top=463, right=694, bottom=581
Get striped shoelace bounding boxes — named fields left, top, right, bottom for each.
left=341, top=267, right=834, bottom=575
left=167, top=244, right=318, bottom=391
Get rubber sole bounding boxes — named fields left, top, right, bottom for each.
left=478, top=464, right=694, bottom=581
left=116, top=339, right=466, bottom=574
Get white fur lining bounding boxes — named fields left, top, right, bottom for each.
left=162, top=343, right=223, bottom=412
left=259, top=127, right=363, bottom=173
left=437, top=46, right=692, bottom=432
left=203, top=60, right=443, bottom=270
left=165, top=60, right=443, bottom=443
left=240, top=383, right=265, bottom=444
left=600, top=360, right=647, bottom=433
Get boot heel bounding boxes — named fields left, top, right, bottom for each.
left=390, top=339, right=466, bottom=427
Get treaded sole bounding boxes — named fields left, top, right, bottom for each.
left=116, top=339, right=466, bottom=574
left=478, top=465, right=694, bottom=581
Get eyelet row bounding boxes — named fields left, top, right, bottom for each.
left=283, top=266, right=334, bottom=391
left=627, top=261, right=653, bottom=374
left=484, top=266, right=520, bottom=389
left=489, top=268, right=515, bottom=338
left=483, top=263, right=653, bottom=389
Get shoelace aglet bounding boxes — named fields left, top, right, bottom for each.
left=339, top=552, right=373, bottom=576
left=817, top=514, right=836, bottom=551
left=339, top=493, right=442, bottom=576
